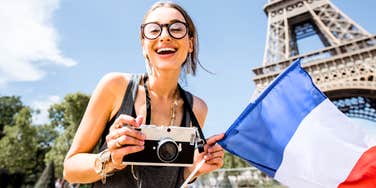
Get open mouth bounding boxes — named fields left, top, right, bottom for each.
left=156, top=48, right=177, bottom=55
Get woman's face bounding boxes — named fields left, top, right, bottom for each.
left=142, top=7, right=193, bottom=74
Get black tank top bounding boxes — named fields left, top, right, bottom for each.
left=92, top=74, right=194, bottom=188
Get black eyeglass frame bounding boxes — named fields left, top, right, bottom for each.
left=141, top=21, right=189, bottom=40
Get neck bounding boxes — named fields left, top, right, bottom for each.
left=148, top=71, right=180, bottom=99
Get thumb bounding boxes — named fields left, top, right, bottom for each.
left=206, top=133, right=225, bottom=146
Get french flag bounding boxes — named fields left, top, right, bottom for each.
left=218, top=59, right=376, bottom=188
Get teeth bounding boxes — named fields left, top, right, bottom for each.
left=157, top=48, right=176, bottom=53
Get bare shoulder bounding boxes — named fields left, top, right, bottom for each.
left=91, top=72, right=132, bottom=118
left=192, top=95, right=208, bottom=113
left=96, top=72, right=131, bottom=94
left=192, top=95, right=208, bottom=128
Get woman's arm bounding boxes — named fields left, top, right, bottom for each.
left=183, top=96, right=225, bottom=181
left=63, top=73, right=129, bottom=183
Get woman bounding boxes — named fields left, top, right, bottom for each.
left=63, top=2, right=225, bottom=187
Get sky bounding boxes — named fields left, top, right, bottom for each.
left=0, top=0, right=375, bottom=137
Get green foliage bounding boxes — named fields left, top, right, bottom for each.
left=35, top=124, right=59, bottom=150
left=0, top=93, right=91, bottom=186
left=0, top=96, right=24, bottom=138
left=34, top=124, right=59, bottom=180
left=45, top=92, right=90, bottom=178
left=222, top=151, right=250, bottom=169
left=35, top=162, right=55, bottom=188
left=49, top=93, right=90, bottom=129
left=45, top=125, right=76, bottom=179
left=0, top=107, right=39, bottom=185
left=0, top=93, right=90, bottom=186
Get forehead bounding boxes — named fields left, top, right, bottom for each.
left=145, top=7, right=186, bottom=23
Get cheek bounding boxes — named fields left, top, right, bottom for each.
left=143, top=41, right=154, bottom=56
left=179, top=40, right=191, bottom=54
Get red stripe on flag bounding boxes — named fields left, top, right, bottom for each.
left=338, top=146, right=376, bottom=188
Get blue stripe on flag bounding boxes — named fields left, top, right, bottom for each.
left=218, top=59, right=327, bottom=177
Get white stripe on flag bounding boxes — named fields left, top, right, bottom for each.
left=275, top=99, right=370, bottom=188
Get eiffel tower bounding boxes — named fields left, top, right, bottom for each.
left=253, top=0, right=376, bottom=122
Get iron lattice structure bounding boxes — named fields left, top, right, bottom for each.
left=253, top=0, right=376, bottom=122
left=196, top=1, right=375, bottom=187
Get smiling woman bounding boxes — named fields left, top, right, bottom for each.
left=62, top=1, right=225, bottom=188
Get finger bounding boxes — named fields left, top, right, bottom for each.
left=208, top=143, right=224, bottom=153
left=106, top=129, right=121, bottom=142
left=117, top=135, right=145, bottom=146
left=107, top=133, right=145, bottom=150
left=205, top=157, right=224, bottom=166
left=119, top=127, right=146, bottom=141
left=106, top=128, right=125, bottom=143
left=110, top=115, right=138, bottom=131
left=107, top=126, right=145, bottom=141
left=206, top=150, right=224, bottom=160
left=107, top=138, right=120, bottom=150
left=111, top=145, right=145, bottom=163
left=206, top=133, right=225, bottom=146
left=135, top=116, right=144, bottom=127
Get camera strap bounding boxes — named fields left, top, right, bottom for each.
left=143, top=75, right=152, bottom=125
left=177, top=84, right=207, bottom=153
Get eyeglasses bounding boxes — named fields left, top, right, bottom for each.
left=141, top=21, right=189, bottom=40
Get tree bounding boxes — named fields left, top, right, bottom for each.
left=34, top=124, right=58, bottom=179
left=35, top=161, right=55, bottom=188
left=222, top=151, right=250, bottom=169
left=0, top=96, right=24, bottom=138
left=0, top=107, right=39, bottom=186
left=48, top=93, right=90, bottom=130
left=45, top=92, right=90, bottom=178
left=0, top=96, right=53, bottom=186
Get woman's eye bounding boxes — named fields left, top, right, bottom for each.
left=170, top=28, right=183, bottom=32
left=150, top=29, right=160, bottom=33
left=171, top=29, right=181, bottom=32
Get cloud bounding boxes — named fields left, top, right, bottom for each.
left=31, top=95, right=61, bottom=125
left=0, top=0, right=77, bottom=87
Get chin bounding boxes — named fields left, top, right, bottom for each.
left=155, top=59, right=181, bottom=68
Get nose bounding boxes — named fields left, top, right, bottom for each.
left=159, top=27, right=171, bottom=42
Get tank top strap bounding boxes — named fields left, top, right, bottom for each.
left=98, top=74, right=142, bottom=151
left=115, top=74, right=142, bottom=118
left=182, top=90, right=193, bottom=127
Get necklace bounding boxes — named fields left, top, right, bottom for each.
left=132, top=78, right=179, bottom=181
left=169, top=89, right=179, bottom=126
left=143, top=76, right=179, bottom=126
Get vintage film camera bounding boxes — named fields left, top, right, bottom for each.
left=122, top=125, right=205, bottom=167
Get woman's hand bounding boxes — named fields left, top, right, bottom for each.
left=185, top=133, right=225, bottom=179
left=105, top=115, right=146, bottom=170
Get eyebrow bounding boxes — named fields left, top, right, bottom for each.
left=168, top=19, right=186, bottom=23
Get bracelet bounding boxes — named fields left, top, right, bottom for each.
left=94, top=149, right=114, bottom=184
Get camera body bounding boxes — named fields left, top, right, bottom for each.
left=122, top=125, right=200, bottom=167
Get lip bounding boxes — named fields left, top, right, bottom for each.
left=154, top=46, right=178, bottom=58
left=155, top=46, right=178, bottom=51
left=156, top=52, right=176, bottom=58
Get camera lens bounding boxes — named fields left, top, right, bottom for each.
left=157, top=138, right=179, bottom=163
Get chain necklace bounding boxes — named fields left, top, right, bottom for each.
left=169, top=88, right=179, bottom=126
left=145, top=78, right=179, bottom=126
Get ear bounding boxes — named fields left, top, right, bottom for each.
left=188, top=37, right=193, bottom=53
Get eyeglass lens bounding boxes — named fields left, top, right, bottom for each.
left=143, top=22, right=187, bottom=40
